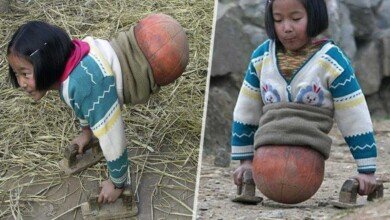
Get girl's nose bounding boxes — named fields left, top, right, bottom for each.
left=18, top=78, right=27, bottom=88
left=283, top=21, right=293, bottom=33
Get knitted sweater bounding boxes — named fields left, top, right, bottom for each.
left=231, top=39, right=377, bottom=174
left=60, top=37, right=128, bottom=187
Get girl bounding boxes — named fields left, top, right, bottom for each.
left=231, top=0, right=378, bottom=197
left=7, top=20, right=163, bottom=203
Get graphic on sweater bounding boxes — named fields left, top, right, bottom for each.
left=261, top=83, right=281, bottom=104
left=296, top=82, right=324, bottom=106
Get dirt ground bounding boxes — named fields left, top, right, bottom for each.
left=196, top=120, right=390, bottom=220
left=0, top=144, right=196, bottom=220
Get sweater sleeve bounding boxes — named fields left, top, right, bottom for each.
left=328, top=48, right=377, bottom=174
left=231, top=51, right=264, bottom=160
left=70, top=57, right=129, bottom=188
left=85, top=87, right=129, bottom=188
left=89, top=96, right=128, bottom=188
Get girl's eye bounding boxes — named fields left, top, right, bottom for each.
left=293, top=18, right=302, bottom=21
left=16, top=72, right=31, bottom=78
left=274, top=19, right=282, bottom=23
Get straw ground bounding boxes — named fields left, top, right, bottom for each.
left=0, top=0, right=213, bottom=219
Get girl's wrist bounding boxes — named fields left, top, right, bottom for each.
left=240, top=159, right=253, bottom=165
left=81, top=126, right=91, bottom=131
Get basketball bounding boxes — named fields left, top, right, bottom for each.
left=252, top=145, right=325, bottom=204
left=134, top=14, right=189, bottom=86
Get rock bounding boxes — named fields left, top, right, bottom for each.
left=203, top=75, right=238, bottom=156
left=211, top=5, right=255, bottom=77
left=342, top=0, right=377, bottom=40
left=242, top=24, right=268, bottom=46
left=376, top=0, right=390, bottom=29
left=214, top=147, right=230, bottom=167
left=354, top=41, right=382, bottom=95
left=323, top=1, right=357, bottom=59
left=366, top=93, right=388, bottom=118
left=379, top=29, right=390, bottom=77
left=379, top=77, right=390, bottom=116
left=338, top=3, right=357, bottom=59
left=323, top=0, right=341, bottom=41
left=238, top=0, right=266, bottom=28
left=199, top=205, right=209, bottom=211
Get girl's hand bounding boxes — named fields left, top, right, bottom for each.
left=98, top=179, right=124, bottom=203
left=233, top=159, right=253, bottom=186
left=70, top=127, right=93, bottom=155
left=353, top=173, right=377, bottom=195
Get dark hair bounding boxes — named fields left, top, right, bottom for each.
left=265, top=0, right=329, bottom=43
left=7, top=21, right=74, bottom=90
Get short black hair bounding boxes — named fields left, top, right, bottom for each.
left=7, top=21, right=74, bottom=90
left=265, top=0, right=329, bottom=42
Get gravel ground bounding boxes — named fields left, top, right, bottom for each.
left=196, top=120, right=390, bottom=220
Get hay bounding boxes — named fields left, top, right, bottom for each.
left=0, top=0, right=213, bottom=219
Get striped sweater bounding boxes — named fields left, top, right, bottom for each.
left=231, top=39, right=377, bottom=174
left=60, top=38, right=128, bottom=187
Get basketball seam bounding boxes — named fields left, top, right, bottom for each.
left=146, top=29, right=184, bottom=60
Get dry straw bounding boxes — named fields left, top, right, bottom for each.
left=0, top=0, right=212, bottom=219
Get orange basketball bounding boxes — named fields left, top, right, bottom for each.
left=252, top=145, right=325, bottom=204
left=134, top=14, right=189, bottom=86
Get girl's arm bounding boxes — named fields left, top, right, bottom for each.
left=71, top=126, right=93, bottom=154
left=231, top=61, right=262, bottom=161
left=71, top=74, right=129, bottom=189
left=88, top=98, right=129, bottom=189
left=329, top=51, right=377, bottom=174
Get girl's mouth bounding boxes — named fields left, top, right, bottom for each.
left=284, top=38, right=295, bottom=42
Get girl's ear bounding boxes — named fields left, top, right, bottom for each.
left=313, top=84, right=321, bottom=93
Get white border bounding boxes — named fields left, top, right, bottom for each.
left=192, top=0, right=219, bottom=219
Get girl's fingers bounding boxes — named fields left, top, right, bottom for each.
left=98, top=192, right=104, bottom=203
left=233, top=169, right=243, bottom=186
left=78, top=145, right=84, bottom=155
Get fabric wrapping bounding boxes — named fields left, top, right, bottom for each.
left=254, top=102, right=334, bottom=159
left=110, top=26, right=159, bottom=105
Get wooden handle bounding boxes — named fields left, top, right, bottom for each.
left=63, top=138, right=100, bottom=167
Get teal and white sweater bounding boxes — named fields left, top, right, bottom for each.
left=60, top=37, right=128, bottom=187
left=231, top=40, right=377, bottom=174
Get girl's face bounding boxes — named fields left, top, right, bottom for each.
left=272, top=0, right=309, bottom=51
left=8, top=54, right=47, bottom=101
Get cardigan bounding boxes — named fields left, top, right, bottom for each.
left=60, top=37, right=128, bottom=187
left=231, top=39, right=377, bottom=174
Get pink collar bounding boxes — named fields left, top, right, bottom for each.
left=59, top=40, right=90, bottom=83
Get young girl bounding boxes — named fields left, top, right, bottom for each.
left=231, top=0, right=378, bottom=197
left=7, top=20, right=171, bottom=203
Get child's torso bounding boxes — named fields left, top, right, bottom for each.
left=251, top=40, right=347, bottom=109
left=60, top=50, right=119, bottom=125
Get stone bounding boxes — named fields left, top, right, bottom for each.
left=366, top=92, right=388, bottom=118
left=323, top=0, right=341, bottom=42
left=214, top=147, right=231, bottom=167
left=342, top=0, right=377, bottom=40
left=379, top=29, right=390, bottom=77
left=376, top=0, right=390, bottom=29
left=238, top=0, right=266, bottom=28
left=379, top=77, right=390, bottom=116
left=211, top=5, right=254, bottom=77
left=338, top=3, right=357, bottom=59
left=354, top=41, right=382, bottom=95
left=242, top=24, right=268, bottom=46
left=203, top=79, right=235, bottom=156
